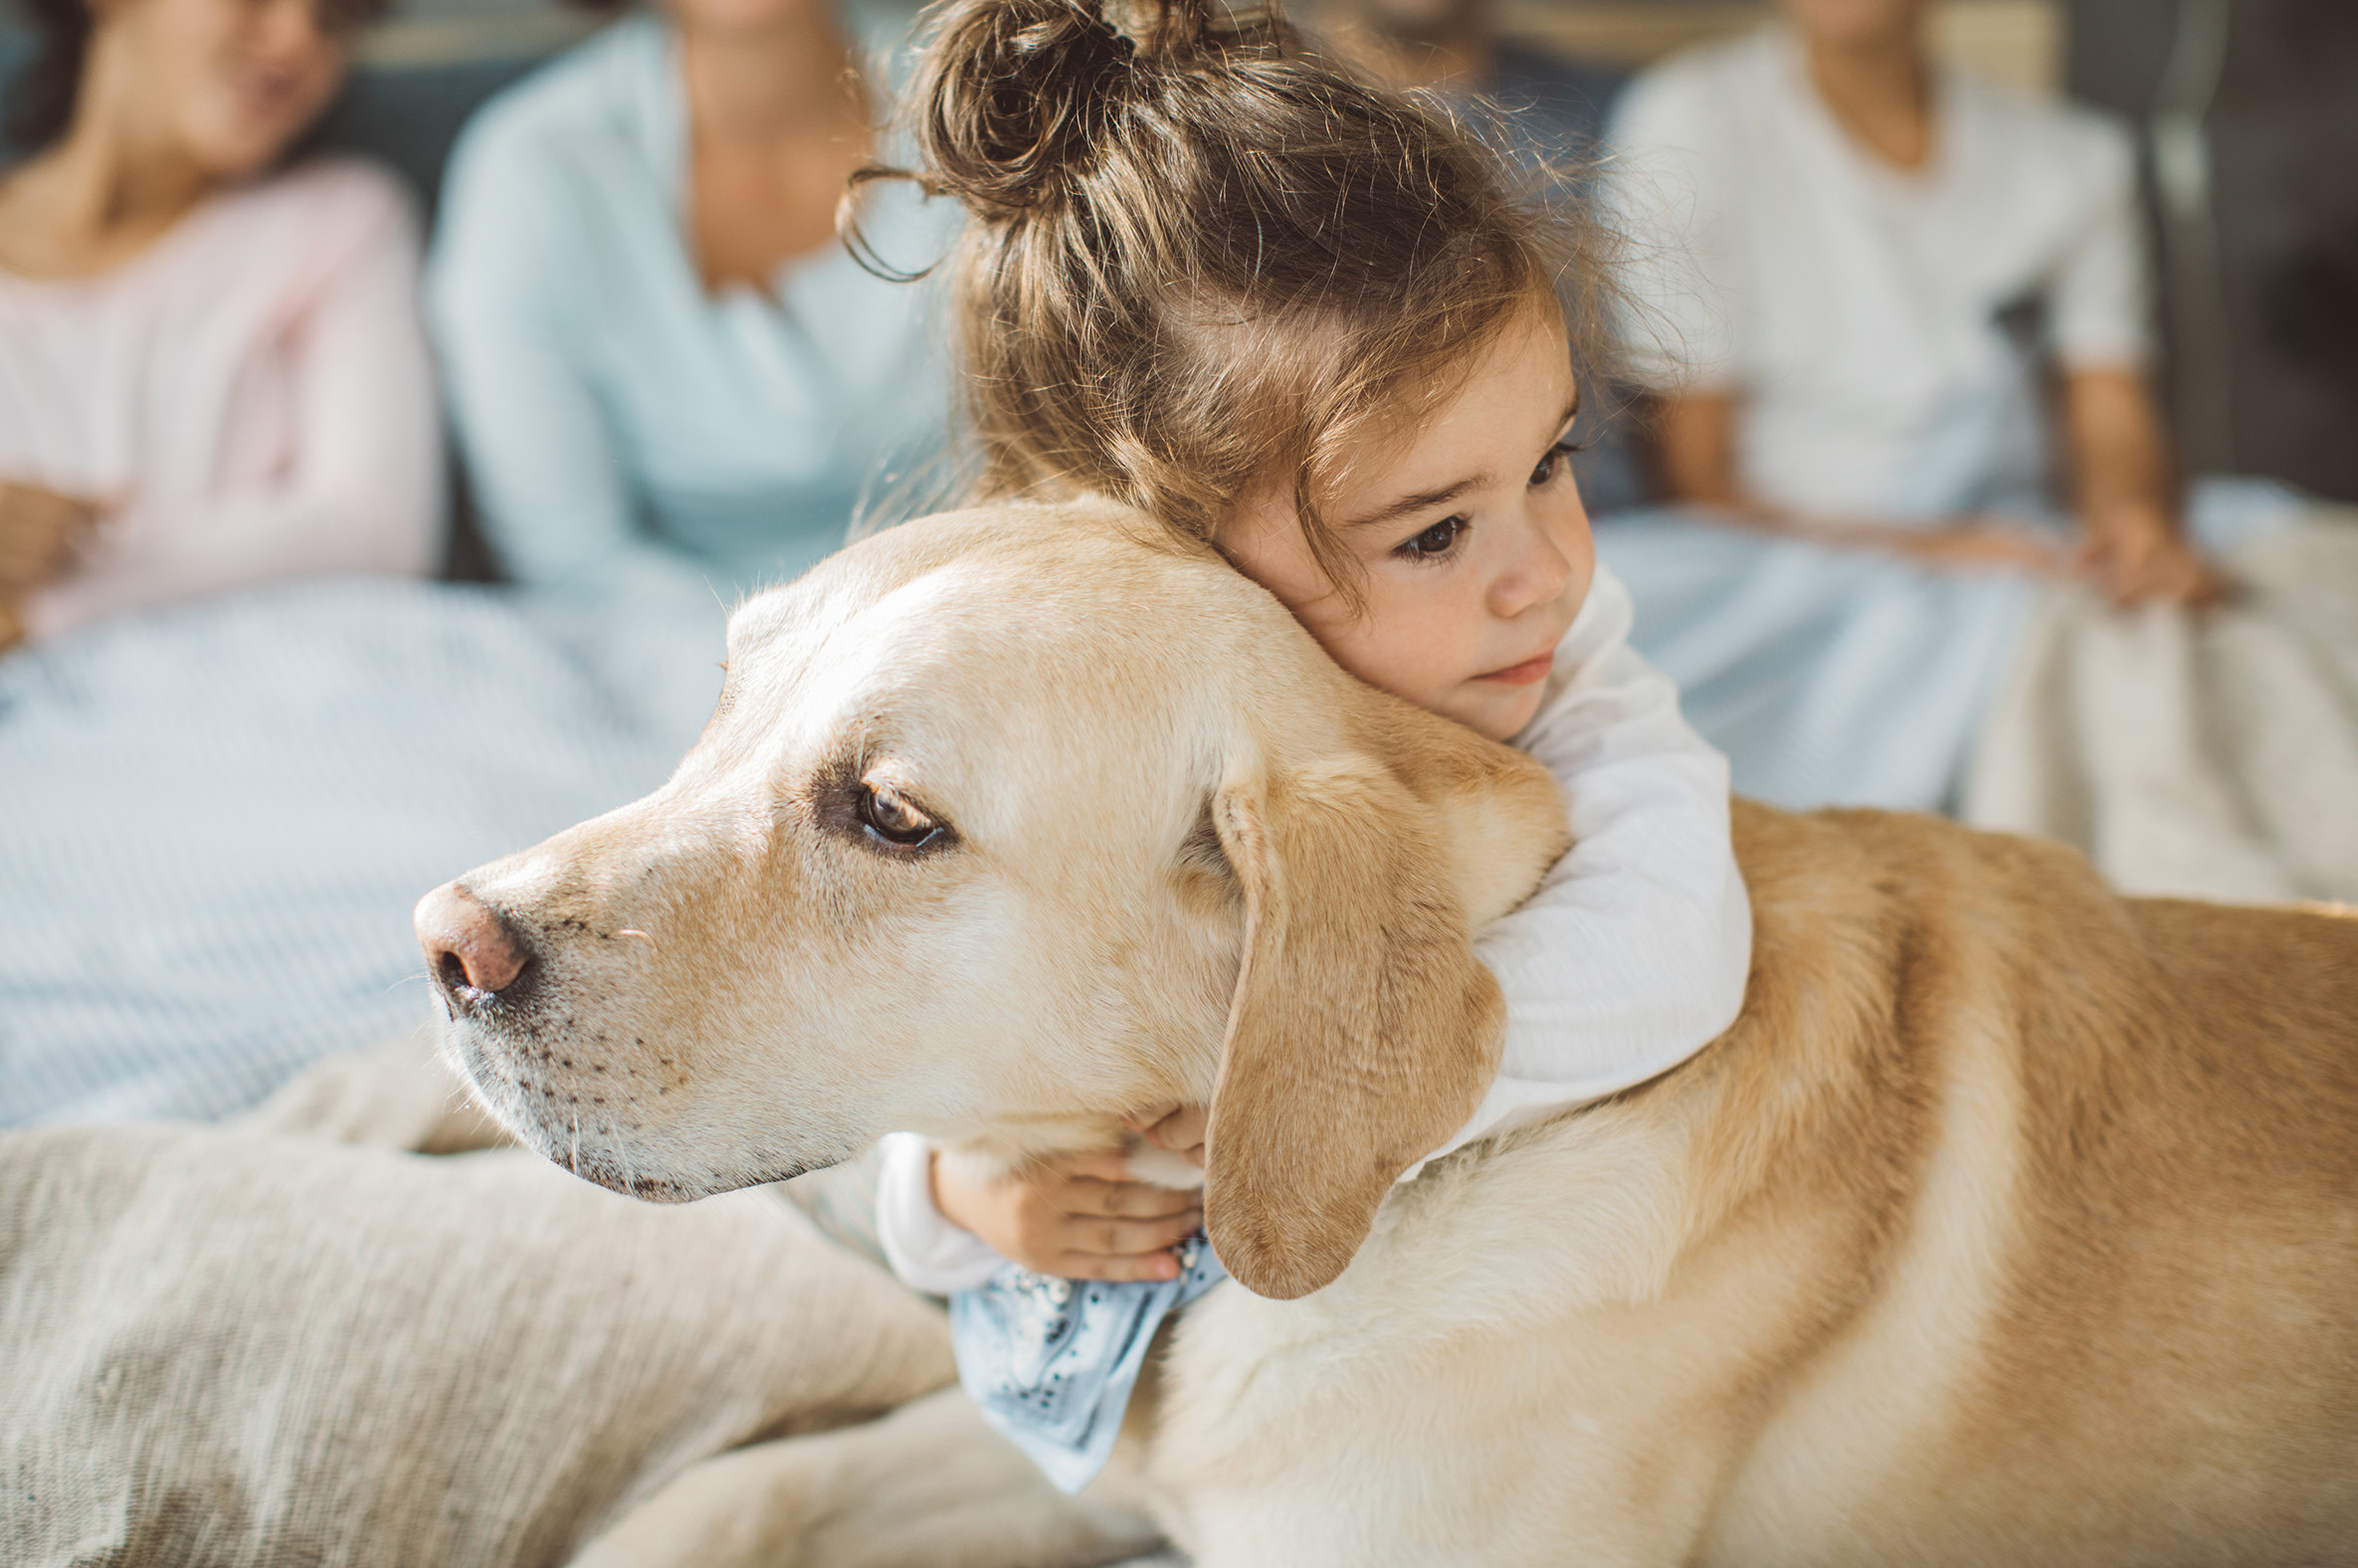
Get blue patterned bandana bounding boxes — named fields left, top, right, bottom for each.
left=950, top=1235, right=1229, bottom=1492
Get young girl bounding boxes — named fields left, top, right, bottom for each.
left=864, top=0, right=1751, bottom=1480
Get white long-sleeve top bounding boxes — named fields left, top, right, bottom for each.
left=1, top=160, right=443, bottom=641
left=878, top=563, right=1753, bottom=1294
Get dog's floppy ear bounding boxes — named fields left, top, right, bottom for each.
left=1202, top=708, right=1566, bottom=1299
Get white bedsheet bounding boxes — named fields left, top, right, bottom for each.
left=1965, top=515, right=2358, bottom=905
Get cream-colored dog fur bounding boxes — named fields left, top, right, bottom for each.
left=433, top=501, right=2358, bottom=1566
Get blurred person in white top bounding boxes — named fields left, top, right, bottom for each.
left=0, top=0, right=440, bottom=651
left=1610, top=0, right=2225, bottom=610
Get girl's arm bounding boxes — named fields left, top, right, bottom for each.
left=876, top=1132, right=1009, bottom=1294
left=1415, top=563, right=1753, bottom=1168
left=24, top=175, right=443, bottom=639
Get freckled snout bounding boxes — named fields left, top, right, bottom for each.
left=415, top=882, right=532, bottom=1009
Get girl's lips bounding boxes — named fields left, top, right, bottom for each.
left=1477, top=651, right=1556, bottom=686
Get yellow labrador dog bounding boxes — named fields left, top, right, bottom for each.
left=418, top=501, right=2358, bottom=1566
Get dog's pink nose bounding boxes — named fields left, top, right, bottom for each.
left=415, top=882, right=527, bottom=998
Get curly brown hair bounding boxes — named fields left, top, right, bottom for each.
left=853, top=0, right=1618, bottom=598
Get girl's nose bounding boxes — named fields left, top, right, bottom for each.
left=1488, top=511, right=1577, bottom=619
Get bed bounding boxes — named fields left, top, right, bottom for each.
left=0, top=580, right=721, bottom=1123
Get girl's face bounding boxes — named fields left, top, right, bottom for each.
left=1219, top=311, right=1595, bottom=743
left=94, top=0, right=352, bottom=180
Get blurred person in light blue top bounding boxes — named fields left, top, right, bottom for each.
left=427, top=0, right=952, bottom=603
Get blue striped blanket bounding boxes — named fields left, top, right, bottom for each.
left=0, top=579, right=722, bottom=1126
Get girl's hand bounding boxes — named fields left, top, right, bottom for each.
left=2073, top=506, right=2232, bottom=609
left=930, top=1146, right=1201, bottom=1283
left=1127, top=1102, right=1208, bottom=1169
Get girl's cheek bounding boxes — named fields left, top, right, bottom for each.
left=1313, top=611, right=1446, bottom=708
left=1552, top=501, right=1601, bottom=606
left=1554, top=484, right=1598, bottom=556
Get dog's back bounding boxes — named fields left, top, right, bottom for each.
left=1149, top=803, right=2358, bottom=1566
left=1698, top=806, right=2358, bottom=1565
left=1936, top=890, right=2358, bottom=1558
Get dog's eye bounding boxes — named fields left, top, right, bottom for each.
left=857, top=782, right=945, bottom=851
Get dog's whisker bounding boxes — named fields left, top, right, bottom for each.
left=616, top=928, right=658, bottom=946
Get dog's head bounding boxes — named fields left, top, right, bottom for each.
left=418, top=501, right=1568, bottom=1297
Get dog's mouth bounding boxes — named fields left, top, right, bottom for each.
left=442, top=1024, right=846, bottom=1202
left=542, top=1142, right=844, bottom=1204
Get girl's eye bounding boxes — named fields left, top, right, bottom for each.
left=1530, top=440, right=1580, bottom=487
left=1394, top=515, right=1468, bottom=563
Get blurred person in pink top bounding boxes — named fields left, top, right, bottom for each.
left=0, top=0, right=440, bottom=651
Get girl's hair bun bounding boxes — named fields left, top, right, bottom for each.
left=905, top=0, right=1271, bottom=218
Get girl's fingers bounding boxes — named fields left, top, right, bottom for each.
left=1055, top=1174, right=1200, bottom=1220
left=1078, top=1211, right=1203, bottom=1258
left=1057, top=1249, right=1186, bottom=1284
left=1052, top=1207, right=1197, bottom=1264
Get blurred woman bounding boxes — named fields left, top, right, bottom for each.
left=426, top=0, right=951, bottom=604
left=1598, top=0, right=2249, bottom=811
left=0, top=0, right=442, bottom=650
left=1617, top=0, right=2220, bottom=601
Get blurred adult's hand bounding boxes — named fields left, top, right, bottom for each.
left=2074, top=502, right=2233, bottom=610
left=0, top=481, right=99, bottom=592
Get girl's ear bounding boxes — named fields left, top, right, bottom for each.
left=1201, top=701, right=1568, bottom=1299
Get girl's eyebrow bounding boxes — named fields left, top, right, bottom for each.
left=1346, top=477, right=1483, bottom=532
left=1345, top=394, right=1583, bottom=532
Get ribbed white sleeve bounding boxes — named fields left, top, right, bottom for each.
left=875, top=1131, right=1007, bottom=1294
